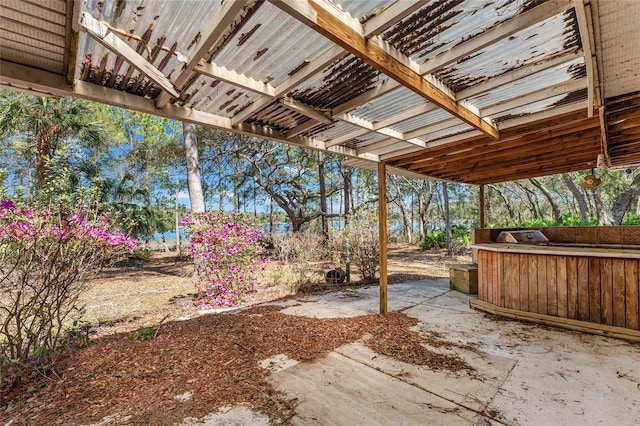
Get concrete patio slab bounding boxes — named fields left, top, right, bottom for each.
left=191, top=280, right=640, bottom=425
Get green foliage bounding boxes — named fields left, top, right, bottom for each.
left=420, top=225, right=471, bottom=252
left=623, top=215, right=640, bottom=225
left=129, top=326, right=159, bottom=341
left=0, top=200, right=142, bottom=384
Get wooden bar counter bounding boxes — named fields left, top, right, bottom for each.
left=471, top=240, right=640, bottom=340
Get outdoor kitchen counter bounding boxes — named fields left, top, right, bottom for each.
left=471, top=243, right=640, bottom=259
left=470, top=243, right=640, bottom=337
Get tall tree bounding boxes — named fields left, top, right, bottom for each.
left=0, top=92, right=103, bottom=188
left=562, top=173, right=590, bottom=223
left=183, top=122, right=205, bottom=213
left=442, top=182, right=453, bottom=256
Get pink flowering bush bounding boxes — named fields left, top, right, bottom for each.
left=183, top=211, right=268, bottom=308
left=0, top=200, right=142, bottom=383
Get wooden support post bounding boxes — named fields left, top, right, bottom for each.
left=378, top=162, right=388, bottom=317
left=479, top=184, right=485, bottom=229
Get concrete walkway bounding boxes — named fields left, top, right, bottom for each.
left=186, top=279, right=640, bottom=426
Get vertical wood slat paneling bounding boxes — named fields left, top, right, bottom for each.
left=547, top=257, right=558, bottom=316
left=613, top=259, right=626, bottom=328
left=528, top=255, right=539, bottom=313
left=625, top=260, right=639, bottom=330
left=475, top=249, right=640, bottom=331
left=557, top=256, right=568, bottom=318
left=504, top=253, right=519, bottom=309
left=495, top=250, right=501, bottom=307
left=538, top=256, right=548, bottom=315
left=478, top=251, right=486, bottom=301
left=601, top=259, right=613, bottom=325
left=578, top=257, right=590, bottom=321
left=567, top=257, right=578, bottom=319
left=519, top=254, right=529, bottom=311
left=589, top=258, right=601, bottom=323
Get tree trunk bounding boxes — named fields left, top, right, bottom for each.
left=183, top=122, right=205, bottom=213
left=389, top=176, right=413, bottom=244
left=562, top=173, right=590, bottom=223
left=611, top=172, right=640, bottom=224
left=318, top=152, right=328, bottom=238
left=594, top=187, right=614, bottom=225
left=489, top=184, right=516, bottom=221
left=529, top=178, right=562, bottom=223
left=344, top=166, right=351, bottom=283
left=443, top=182, right=453, bottom=256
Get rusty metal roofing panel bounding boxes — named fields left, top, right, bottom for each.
left=309, top=121, right=360, bottom=141
left=435, top=10, right=578, bottom=93
left=468, top=57, right=585, bottom=109
left=332, top=0, right=395, bottom=21
left=389, top=109, right=457, bottom=133
left=381, top=0, right=524, bottom=63
left=179, top=74, right=263, bottom=118
left=213, top=2, right=335, bottom=88
left=418, top=123, right=475, bottom=141
left=290, top=54, right=381, bottom=110
left=82, top=0, right=229, bottom=83
left=349, top=88, right=426, bottom=122
left=490, top=92, right=586, bottom=122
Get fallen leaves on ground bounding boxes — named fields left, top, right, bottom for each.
left=2, top=304, right=473, bottom=425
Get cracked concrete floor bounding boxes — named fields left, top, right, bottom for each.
left=189, top=279, right=640, bottom=425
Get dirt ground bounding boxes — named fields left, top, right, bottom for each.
left=0, top=244, right=472, bottom=424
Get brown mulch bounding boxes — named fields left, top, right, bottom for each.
left=2, top=305, right=473, bottom=425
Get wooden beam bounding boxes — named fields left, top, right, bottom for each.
left=71, top=79, right=369, bottom=160
left=388, top=107, right=595, bottom=167
left=0, top=60, right=71, bottom=97
left=156, top=0, right=250, bottom=108
left=420, top=0, right=573, bottom=75
left=273, top=0, right=500, bottom=140
left=280, top=97, right=332, bottom=124
left=378, top=161, right=388, bottom=317
left=574, top=0, right=596, bottom=115
left=408, top=118, right=600, bottom=172
left=79, top=12, right=179, bottom=99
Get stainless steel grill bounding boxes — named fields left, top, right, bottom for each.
left=496, top=230, right=549, bottom=245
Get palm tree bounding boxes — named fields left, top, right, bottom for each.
left=0, top=91, right=103, bottom=189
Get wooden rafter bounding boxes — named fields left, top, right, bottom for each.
left=79, top=12, right=179, bottom=98
left=273, top=0, right=500, bottom=140
left=70, top=79, right=370, bottom=161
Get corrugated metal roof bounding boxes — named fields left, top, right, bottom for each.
left=4, top=0, right=640, bottom=184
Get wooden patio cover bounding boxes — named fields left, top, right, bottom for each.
left=3, top=0, right=640, bottom=314
left=2, top=0, right=640, bottom=184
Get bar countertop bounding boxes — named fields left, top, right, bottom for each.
left=471, top=243, right=640, bottom=259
